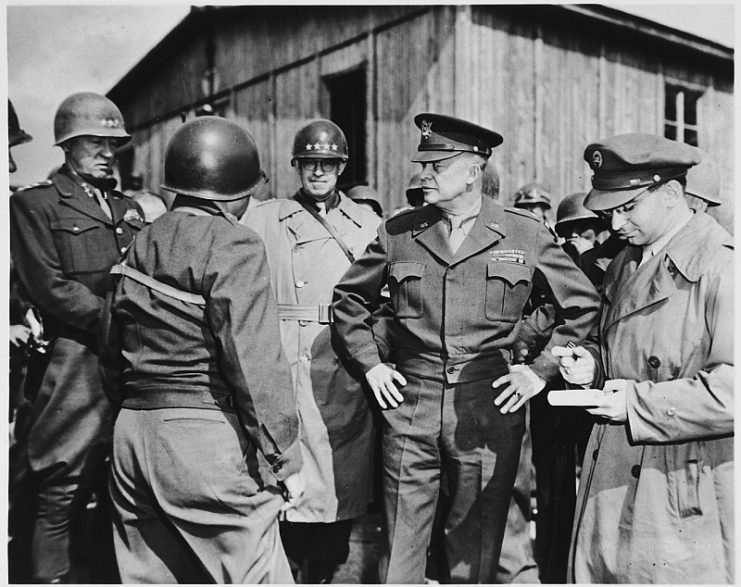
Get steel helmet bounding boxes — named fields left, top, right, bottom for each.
left=292, top=119, right=349, bottom=161
left=347, top=185, right=383, bottom=217
left=53, top=92, right=130, bottom=146
left=513, top=182, right=552, bottom=209
left=9, top=101, right=32, bottom=147
left=555, top=192, right=600, bottom=236
left=685, top=151, right=721, bottom=207
left=161, top=116, right=266, bottom=201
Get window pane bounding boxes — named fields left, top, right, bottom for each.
left=684, top=128, right=698, bottom=146
left=684, top=93, right=699, bottom=126
left=664, top=124, right=677, bottom=140
left=665, top=86, right=678, bottom=121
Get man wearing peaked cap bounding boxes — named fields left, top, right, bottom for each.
left=685, top=149, right=722, bottom=211
left=332, top=113, right=599, bottom=583
left=583, top=132, right=701, bottom=211
left=554, top=132, right=734, bottom=583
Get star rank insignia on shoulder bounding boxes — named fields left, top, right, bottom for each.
left=14, top=179, right=52, bottom=194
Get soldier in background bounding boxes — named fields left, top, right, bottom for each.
left=243, top=119, right=381, bottom=583
left=554, top=192, right=606, bottom=262
left=121, top=172, right=167, bottom=222
left=9, top=92, right=144, bottom=583
left=348, top=184, right=384, bottom=218
left=513, top=182, right=552, bottom=223
left=684, top=150, right=722, bottom=213
left=102, top=116, right=303, bottom=583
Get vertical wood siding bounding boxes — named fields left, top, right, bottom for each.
left=115, top=6, right=732, bottom=228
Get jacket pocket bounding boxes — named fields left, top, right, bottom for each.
left=388, top=261, right=424, bottom=319
left=485, top=261, right=532, bottom=321
left=668, top=442, right=704, bottom=518
left=50, top=217, right=109, bottom=273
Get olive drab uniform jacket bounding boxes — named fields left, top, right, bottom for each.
left=9, top=166, right=144, bottom=476
left=569, top=211, right=734, bottom=584
left=332, top=198, right=600, bottom=385
left=243, top=191, right=381, bottom=522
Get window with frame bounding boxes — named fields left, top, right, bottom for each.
left=664, top=84, right=702, bottom=146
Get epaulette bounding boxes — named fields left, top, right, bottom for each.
left=14, top=179, right=52, bottom=194
left=504, top=206, right=540, bottom=222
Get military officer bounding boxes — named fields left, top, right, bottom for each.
left=332, top=113, right=599, bottom=583
left=102, top=117, right=303, bottom=583
left=513, top=182, right=552, bottom=222
left=684, top=150, right=722, bottom=212
left=554, top=134, right=733, bottom=583
left=9, top=91, right=145, bottom=582
left=242, top=119, right=381, bottom=583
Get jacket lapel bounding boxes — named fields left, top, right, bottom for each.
left=602, top=245, right=677, bottom=333
left=450, top=198, right=506, bottom=266
left=412, top=205, right=453, bottom=265
left=54, top=173, right=113, bottom=225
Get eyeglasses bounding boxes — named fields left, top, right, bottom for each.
left=595, top=183, right=661, bottom=221
left=299, top=158, right=341, bottom=173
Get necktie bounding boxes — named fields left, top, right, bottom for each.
left=94, top=189, right=113, bottom=220
left=448, top=216, right=466, bottom=254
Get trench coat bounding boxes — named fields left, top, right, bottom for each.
left=570, top=211, right=734, bottom=584
left=242, top=191, right=381, bottom=522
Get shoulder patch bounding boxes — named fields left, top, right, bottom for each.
left=14, top=179, right=52, bottom=193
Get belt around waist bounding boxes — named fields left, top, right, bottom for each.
left=277, top=303, right=333, bottom=324
left=121, top=389, right=236, bottom=412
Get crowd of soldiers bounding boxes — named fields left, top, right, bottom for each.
left=6, top=91, right=733, bottom=585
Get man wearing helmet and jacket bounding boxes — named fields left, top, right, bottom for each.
left=9, top=92, right=144, bottom=583
left=101, top=117, right=303, bottom=583
left=242, top=119, right=381, bottom=583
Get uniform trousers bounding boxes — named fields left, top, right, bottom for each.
left=110, top=406, right=293, bottom=584
left=382, top=371, right=524, bottom=583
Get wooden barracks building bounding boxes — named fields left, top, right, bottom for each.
left=108, top=4, right=734, bottom=230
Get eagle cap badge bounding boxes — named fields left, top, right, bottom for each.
left=591, top=150, right=603, bottom=170
left=421, top=119, right=433, bottom=140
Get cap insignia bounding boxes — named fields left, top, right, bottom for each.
left=306, top=143, right=313, bottom=150
left=331, top=144, right=338, bottom=151
left=421, top=119, right=433, bottom=140
left=101, top=117, right=120, bottom=128
left=313, top=142, right=321, bottom=150
left=591, top=150, right=603, bottom=169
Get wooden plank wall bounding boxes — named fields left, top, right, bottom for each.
left=118, top=6, right=732, bottom=228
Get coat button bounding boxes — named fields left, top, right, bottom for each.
left=666, top=407, right=677, bottom=417
left=648, top=356, right=661, bottom=368
left=447, top=366, right=456, bottom=374
left=120, top=247, right=127, bottom=254
left=115, top=227, right=124, bottom=235
left=73, top=226, right=80, bottom=232
left=631, top=464, right=641, bottom=478
left=296, top=280, right=306, bottom=288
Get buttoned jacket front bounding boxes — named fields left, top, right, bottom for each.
left=570, top=211, right=734, bottom=584
left=9, top=167, right=144, bottom=475
left=333, top=197, right=600, bottom=385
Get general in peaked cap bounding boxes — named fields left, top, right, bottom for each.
left=583, top=133, right=701, bottom=211
left=411, top=113, right=503, bottom=162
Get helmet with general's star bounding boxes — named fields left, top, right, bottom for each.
left=291, top=119, right=349, bottom=162
left=53, top=92, right=130, bottom=146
